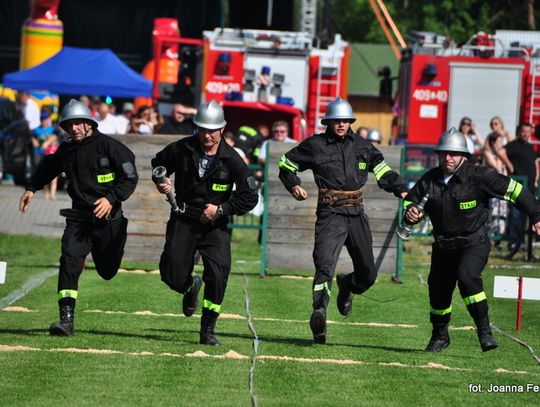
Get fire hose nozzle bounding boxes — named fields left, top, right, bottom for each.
left=152, top=166, right=180, bottom=213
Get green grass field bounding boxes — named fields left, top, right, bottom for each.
left=0, top=232, right=539, bottom=406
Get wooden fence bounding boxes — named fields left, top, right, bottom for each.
left=264, top=141, right=403, bottom=274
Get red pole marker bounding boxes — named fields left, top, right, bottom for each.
left=516, top=274, right=523, bottom=331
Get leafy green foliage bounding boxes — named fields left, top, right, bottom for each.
left=327, top=0, right=538, bottom=45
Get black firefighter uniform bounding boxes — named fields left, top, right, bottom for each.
left=151, top=135, right=258, bottom=316
left=406, top=161, right=540, bottom=339
left=278, top=129, right=407, bottom=310
left=25, top=130, right=138, bottom=305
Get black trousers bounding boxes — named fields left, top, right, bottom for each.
left=312, top=211, right=377, bottom=309
left=428, top=241, right=490, bottom=324
left=58, top=215, right=128, bottom=292
left=159, top=215, right=231, bottom=310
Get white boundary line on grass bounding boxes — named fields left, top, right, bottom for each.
left=242, top=270, right=259, bottom=407
left=0, top=344, right=538, bottom=376
left=0, top=268, right=58, bottom=308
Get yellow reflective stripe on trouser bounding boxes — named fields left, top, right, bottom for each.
left=504, top=179, right=523, bottom=204
left=203, top=299, right=221, bottom=313
left=313, top=282, right=331, bottom=296
left=463, top=292, right=487, bottom=305
left=97, top=172, right=116, bottom=183
left=373, top=161, right=392, bottom=181
left=430, top=306, right=452, bottom=315
left=279, top=155, right=299, bottom=172
left=57, top=289, right=78, bottom=301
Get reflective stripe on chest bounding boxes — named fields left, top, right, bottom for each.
left=212, top=183, right=231, bottom=192
left=97, top=172, right=116, bottom=183
left=459, top=200, right=477, bottom=210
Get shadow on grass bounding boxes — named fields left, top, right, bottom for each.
left=0, top=328, right=49, bottom=336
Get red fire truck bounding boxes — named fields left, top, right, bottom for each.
left=150, top=25, right=350, bottom=140
left=395, top=31, right=539, bottom=146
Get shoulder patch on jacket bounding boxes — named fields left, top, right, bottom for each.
left=247, top=175, right=257, bottom=190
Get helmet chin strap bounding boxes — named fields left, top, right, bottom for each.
left=443, top=155, right=467, bottom=175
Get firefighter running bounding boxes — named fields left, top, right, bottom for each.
left=404, top=128, right=540, bottom=352
left=278, top=97, right=408, bottom=344
left=151, top=100, right=258, bottom=346
left=18, top=99, right=139, bottom=336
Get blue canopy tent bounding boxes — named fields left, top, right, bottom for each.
left=2, top=46, right=152, bottom=97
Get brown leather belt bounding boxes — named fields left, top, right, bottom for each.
left=318, top=188, right=363, bottom=207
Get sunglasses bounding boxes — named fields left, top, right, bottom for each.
left=462, top=122, right=471, bottom=126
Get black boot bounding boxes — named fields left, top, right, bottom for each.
left=183, top=276, right=202, bottom=317
left=336, top=273, right=354, bottom=316
left=199, top=312, right=220, bottom=346
left=424, top=323, right=450, bottom=352
left=49, top=305, right=75, bottom=336
left=467, top=300, right=498, bottom=352
left=476, top=318, right=498, bottom=352
left=310, top=307, right=327, bottom=344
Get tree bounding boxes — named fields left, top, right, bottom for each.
left=326, top=0, right=539, bottom=45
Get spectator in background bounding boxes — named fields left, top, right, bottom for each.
left=15, top=91, right=40, bottom=130
left=159, top=103, right=197, bottom=135
left=89, top=97, right=101, bottom=118
left=258, top=120, right=295, bottom=165
left=1, top=108, right=34, bottom=186
left=496, top=122, right=539, bottom=260
left=482, top=124, right=508, bottom=246
left=224, top=131, right=249, bottom=165
left=149, top=106, right=165, bottom=134
left=115, top=102, right=134, bottom=134
left=356, top=126, right=369, bottom=139
left=257, top=123, right=271, bottom=141
left=488, top=116, right=513, bottom=145
left=79, top=95, right=91, bottom=109
left=32, top=109, right=61, bottom=199
left=129, top=105, right=154, bottom=134
left=459, top=117, right=483, bottom=156
left=366, top=128, right=382, bottom=146
left=96, top=102, right=123, bottom=134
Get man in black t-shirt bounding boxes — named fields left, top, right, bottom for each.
left=159, top=103, right=197, bottom=135
left=497, top=122, right=540, bottom=259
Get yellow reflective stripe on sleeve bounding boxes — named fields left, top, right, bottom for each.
left=430, top=306, right=452, bottom=316
left=203, top=299, right=221, bottom=313
left=239, top=126, right=258, bottom=137
left=212, top=183, right=231, bottom=192
left=504, top=179, right=523, bottom=204
left=403, top=200, right=413, bottom=208
left=313, top=282, right=331, bottom=296
left=96, top=172, right=116, bottom=183
left=57, top=289, right=78, bottom=301
left=373, top=161, right=392, bottom=181
left=463, top=292, right=487, bottom=305
left=279, top=155, right=299, bottom=172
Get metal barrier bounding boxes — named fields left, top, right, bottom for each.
left=228, top=162, right=268, bottom=276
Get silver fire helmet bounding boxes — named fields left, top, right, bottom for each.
left=367, top=128, right=381, bottom=143
left=435, top=127, right=470, bottom=155
left=59, top=99, right=98, bottom=131
left=321, top=97, right=356, bottom=125
left=192, top=100, right=227, bottom=130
